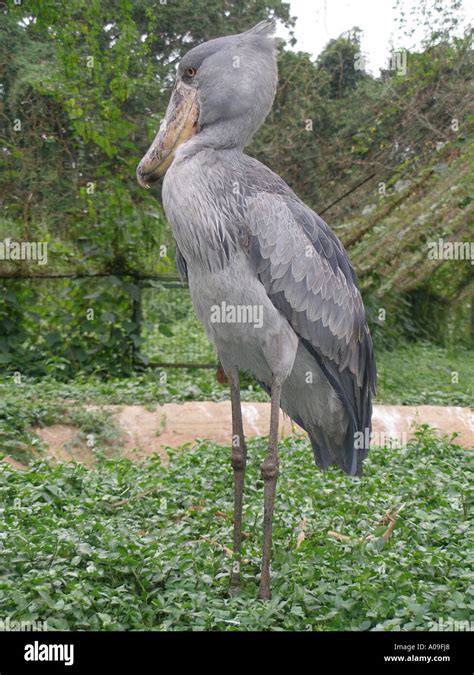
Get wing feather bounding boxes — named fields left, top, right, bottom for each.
left=244, top=192, right=376, bottom=462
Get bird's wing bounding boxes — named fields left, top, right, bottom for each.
left=175, top=246, right=188, bottom=282
left=243, top=192, right=376, bottom=441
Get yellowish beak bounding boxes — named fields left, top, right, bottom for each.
left=136, top=81, right=199, bottom=188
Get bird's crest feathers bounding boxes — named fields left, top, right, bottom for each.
left=244, top=19, right=277, bottom=37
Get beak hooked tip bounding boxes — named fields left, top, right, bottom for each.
left=136, top=168, right=151, bottom=190
left=136, top=83, right=198, bottom=188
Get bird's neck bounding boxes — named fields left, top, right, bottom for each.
left=177, top=118, right=257, bottom=160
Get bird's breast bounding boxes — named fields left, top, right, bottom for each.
left=162, top=152, right=242, bottom=273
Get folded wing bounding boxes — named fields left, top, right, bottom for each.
left=244, top=192, right=376, bottom=473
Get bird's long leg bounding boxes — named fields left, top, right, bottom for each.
left=228, top=367, right=247, bottom=593
left=258, top=378, right=282, bottom=600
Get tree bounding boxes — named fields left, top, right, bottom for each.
left=317, top=28, right=367, bottom=99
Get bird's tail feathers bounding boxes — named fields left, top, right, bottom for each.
left=309, top=422, right=365, bottom=477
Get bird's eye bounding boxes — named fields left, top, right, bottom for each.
left=184, top=67, right=197, bottom=78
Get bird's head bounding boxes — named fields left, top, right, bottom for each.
left=137, top=20, right=277, bottom=187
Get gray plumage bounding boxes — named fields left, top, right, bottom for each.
left=138, top=20, right=376, bottom=477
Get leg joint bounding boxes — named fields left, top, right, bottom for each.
left=230, top=453, right=246, bottom=470
left=260, top=458, right=279, bottom=481
left=230, top=445, right=247, bottom=471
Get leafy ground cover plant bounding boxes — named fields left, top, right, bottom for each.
left=0, top=426, right=470, bottom=631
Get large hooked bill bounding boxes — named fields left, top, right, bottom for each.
left=136, top=81, right=199, bottom=188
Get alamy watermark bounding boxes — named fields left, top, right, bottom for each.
left=427, top=238, right=474, bottom=265
left=210, top=301, right=263, bottom=329
left=24, top=641, right=74, bottom=667
left=354, top=48, right=408, bottom=75
left=354, top=428, right=408, bottom=450
left=428, top=617, right=473, bottom=631
left=388, top=49, right=408, bottom=75
left=0, top=617, right=48, bottom=631
left=0, top=238, right=48, bottom=265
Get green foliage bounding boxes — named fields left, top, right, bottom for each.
left=317, top=28, right=367, bottom=99
left=0, top=1, right=472, bottom=376
left=375, top=342, right=472, bottom=406
left=0, top=0, right=294, bottom=376
left=0, top=277, right=145, bottom=378
left=0, top=342, right=470, bottom=463
left=0, top=427, right=471, bottom=630
left=1, top=0, right=292, bottom=236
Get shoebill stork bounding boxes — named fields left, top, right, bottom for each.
left=137, top=20, right=376, bottom=599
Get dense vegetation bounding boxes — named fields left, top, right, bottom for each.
left=0, top=0, right=472, bottom=378
left=0, top=341, right=471, bottom=465
left=0, top=1, right=472, bottom=635
left=0, top=426, right=470, bottom=630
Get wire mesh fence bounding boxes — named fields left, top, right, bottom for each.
left=0, top=272, right=219, bottom=372
left=140, top=281, right=218, bottom=368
